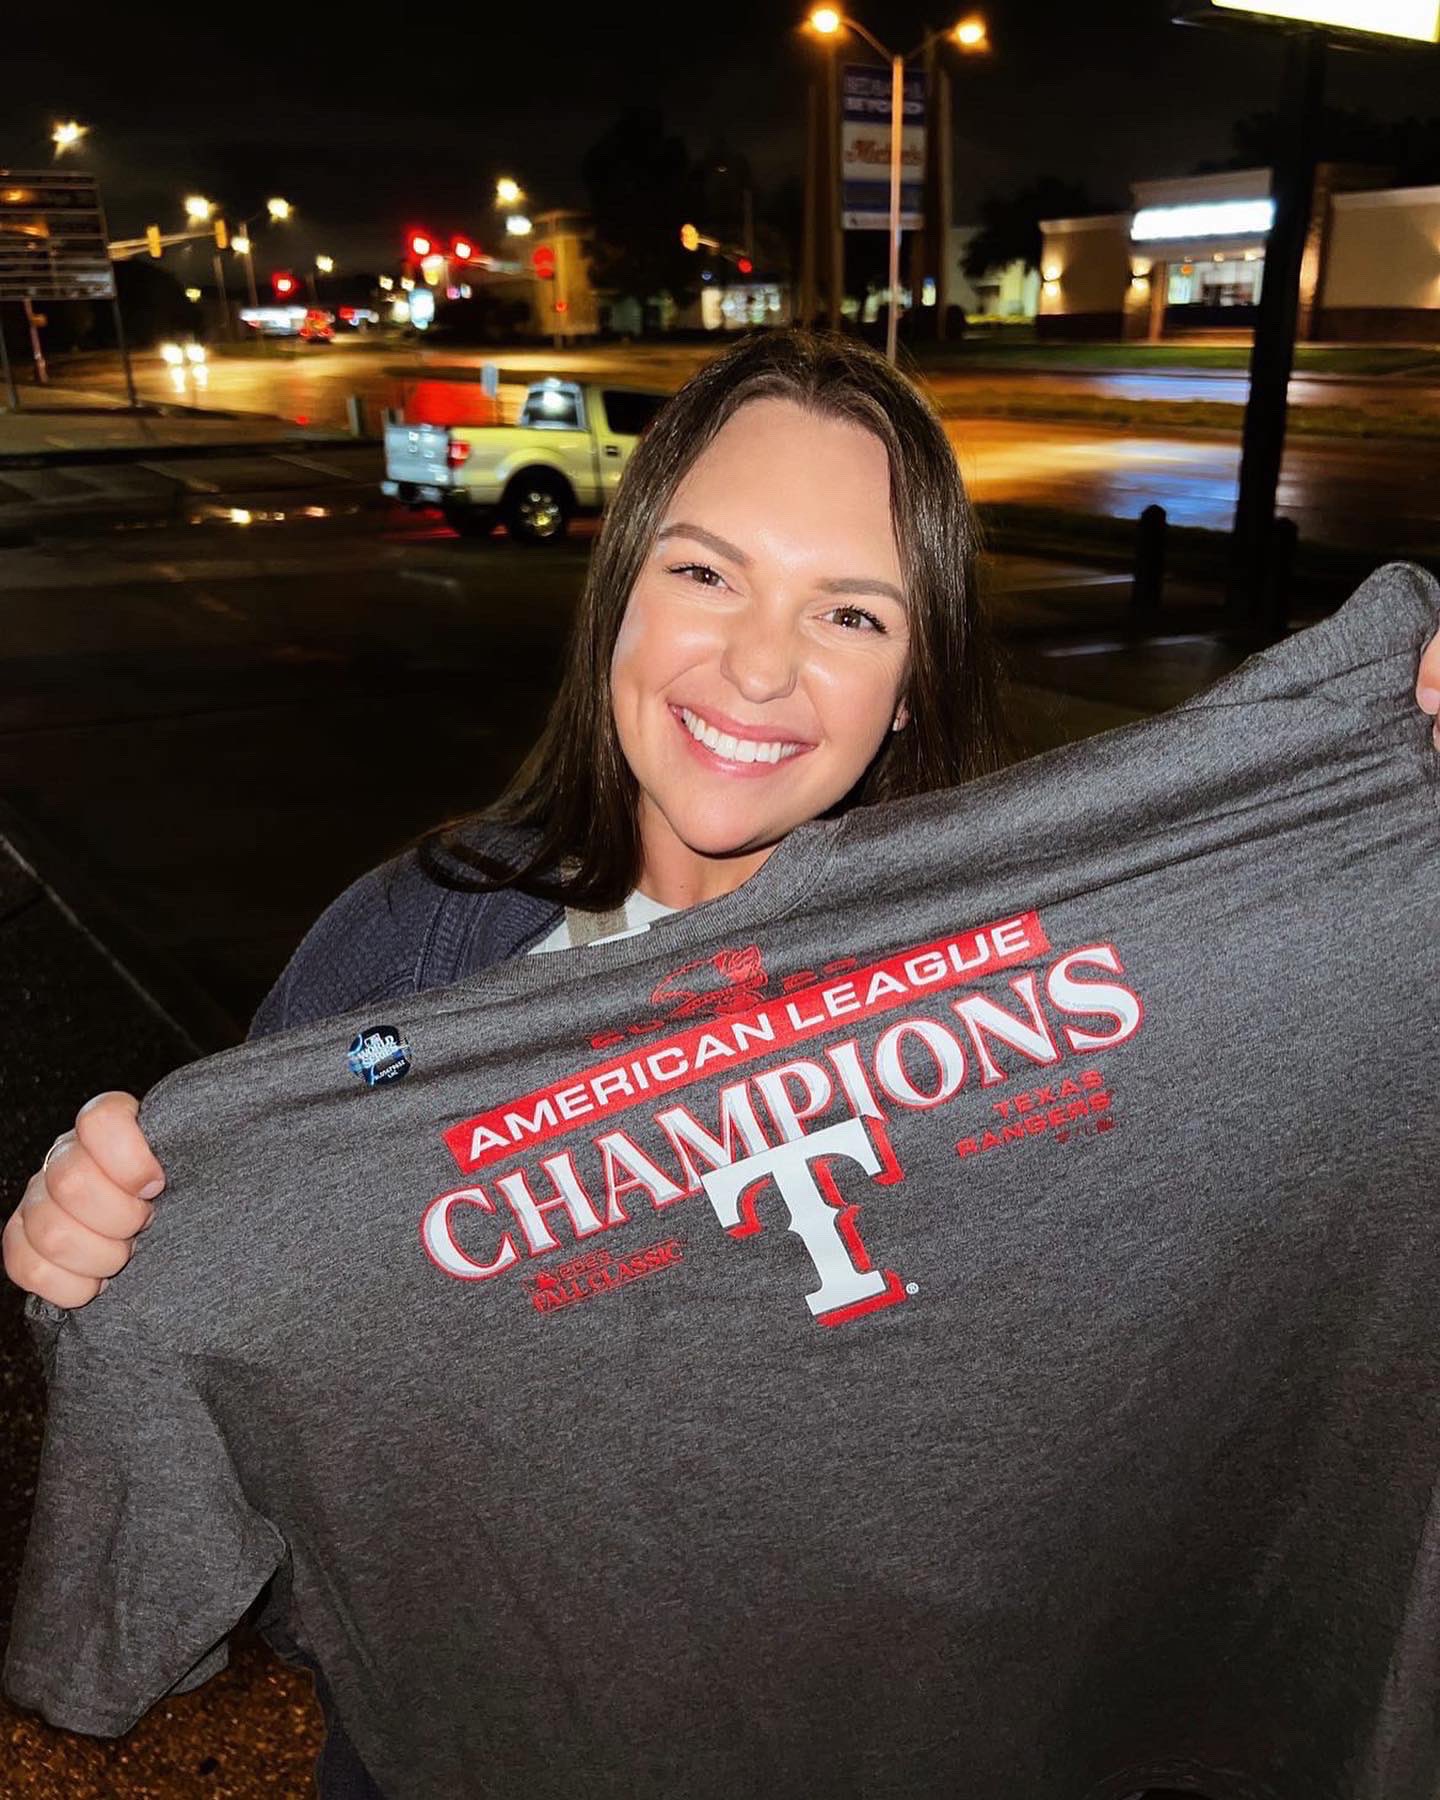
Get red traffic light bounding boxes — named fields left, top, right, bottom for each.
left=409, top=232, right=432, bottom=259
left=272, top=271, right=297, bottom=298
left=737, top=257, right=753, bottom=275
left=531, top=245, right=556, bottom=280
left=452, top=237, right=475, bottom=261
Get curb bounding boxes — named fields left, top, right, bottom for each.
left=0, top=434, right=380, bottom=473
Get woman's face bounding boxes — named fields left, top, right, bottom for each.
left=610, top=397, right=910, bottom=894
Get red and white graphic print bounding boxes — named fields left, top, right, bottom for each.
left=419, top=913, right=1145, bottom=1326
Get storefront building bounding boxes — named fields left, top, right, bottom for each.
left=1038, top=166, right=1440, bottom=342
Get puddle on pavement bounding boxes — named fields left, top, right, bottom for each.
left=187, top=502, right=361, bottom=527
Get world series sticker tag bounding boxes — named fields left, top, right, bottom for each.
left=347, top=1026, right=412, bottom=1087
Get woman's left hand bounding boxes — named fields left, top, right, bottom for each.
left=1420, top=633, right=1440, bottom=751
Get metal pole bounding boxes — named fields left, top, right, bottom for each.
left=827, top=48, right=844, bottom=330
left=0, top=307, right=19, bottom=410
left=22, top=298, right=48, bottom=384
left=243, top=247, right=258, bottom=311
left=1225, top=27, right=1326, bottom=624
left=885, top=53, right=904, bottom=363
left=935, top=62, right=953, bottom=341
left=801, top=80, right=818, bottom=327
left=213, top=251, right=232, bottom=339
left=110, top=296, right=139, bottom=408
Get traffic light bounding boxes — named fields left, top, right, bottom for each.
left=272, top=271, right=297, bottom=298
left=737, top=257, right=753, bottom=275
left=680, top=223, right=700, bottom=252
left=409, top=232, right=432, bottom=259
left=213, top=217, right=229, bottom=251
left=531, top=245, right=555, bottom=279
left=145, top=224, right=163, bottom=259
left=451, top=237, right=474, bottom=262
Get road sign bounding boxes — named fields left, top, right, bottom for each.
left=1211, top=0, right=1438, bottom=40
left=841, top=65, right=926, bottom=232
left=0, top=169, right=116, bottom=302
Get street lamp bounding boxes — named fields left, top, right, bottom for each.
left=267, top=196, right=292, bottom=222
left=495, top=177, right=522, bottom=206
left=806, top=7, right=988, bottom=362
left=52, top=119, right=88, bottom=157
left=184, top=194, right=214, bottom=223
left=505, top=214, right=533, bottom=237
left=315, top=254, right=335, bottom=274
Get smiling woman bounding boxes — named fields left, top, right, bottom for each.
left=419, top=327, right=1008, bottom=912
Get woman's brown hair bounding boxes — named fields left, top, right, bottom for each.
left=419, top=326, right=1007, bottom=908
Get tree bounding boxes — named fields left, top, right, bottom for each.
left=961, top=178, right=1110, bottom=281
left=582, top=109, right=702, bottom=318
left=1199, top=105, right=1440, bottom=186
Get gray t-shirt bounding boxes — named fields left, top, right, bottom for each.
left=7, top=562, right=1440, bottom=1800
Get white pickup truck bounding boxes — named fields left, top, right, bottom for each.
left=381, top=378, right=666, bottom=544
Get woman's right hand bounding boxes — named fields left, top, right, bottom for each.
left=3, top=1093, right=164, bottom=1309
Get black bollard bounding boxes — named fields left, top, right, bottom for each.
left=1261, top=516, right=1299, bottom=639
left=1133, top=503, right=1167, bottom=617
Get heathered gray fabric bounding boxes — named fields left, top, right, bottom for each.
left=7, top=562, right=1440, bottom=1800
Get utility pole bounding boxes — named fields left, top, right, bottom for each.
left=935, top=60, right=953, bottom=340
left=801, top=81, right=818, bottom=326
left=826, top=48, right=845, bottom=329
left=1225, top=27, right=1326, bottom=625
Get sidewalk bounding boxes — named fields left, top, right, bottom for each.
left=0, top=391, right=370, bottom=466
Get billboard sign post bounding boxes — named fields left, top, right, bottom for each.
left=1206, top=0, right=1437, bottom=624
left=0, top=169, right=136, bottom=409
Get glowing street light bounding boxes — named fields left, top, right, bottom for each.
left=231, top=233, right=252, bottom=256
left=495, top=177, right=522, bottom=206
left=51, top=119, right=88, bottom=156
left=315, top=253, right=335, bottom=274
left=803, top=8, right=990, bottom=362
left=184, top=194, right=214, bottom=223
left=266, top=196, right=292, bottom=221
left=505, top=214, right=533, bottom=237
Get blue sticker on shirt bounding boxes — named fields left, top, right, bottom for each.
left=347, top=1026, right=412, bottom=1087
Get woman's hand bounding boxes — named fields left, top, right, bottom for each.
left=1420, top=633, right=1440, bottom=750
left=3, top=1094, right=164, bottom=1308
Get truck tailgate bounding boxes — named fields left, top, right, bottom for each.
left=385, top=423, right=452, bottom=488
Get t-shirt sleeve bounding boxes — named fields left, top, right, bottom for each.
left=2, top=1290, right=285, bottom=1737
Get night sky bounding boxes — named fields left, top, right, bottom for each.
left=7, top=3, right=1438, bottom=276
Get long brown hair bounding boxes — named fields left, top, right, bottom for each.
left=419, top=327, right=1007, bottom=908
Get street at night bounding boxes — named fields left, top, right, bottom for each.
left=4, top=3, right=1440, bottom=1797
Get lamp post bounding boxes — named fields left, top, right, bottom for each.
left=807, top=9, right=988, bottom=362
left=234, top=198, right=292, bottom=313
